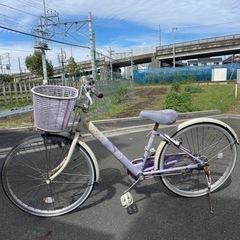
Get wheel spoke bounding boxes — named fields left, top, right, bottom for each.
left=2, top=134, right=95, bottom=217
left=160, top=123, right=237, bottom=197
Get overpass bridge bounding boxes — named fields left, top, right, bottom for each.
left=13, top=34, right=240, bottom=81
left=156, top=34, right=240, bottom=65
left=74, top=33, right=240, bottom=74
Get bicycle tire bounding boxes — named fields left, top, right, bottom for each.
left=159, top=122, right=237, bottom=197
left=1, top=133, right=96, bottom=217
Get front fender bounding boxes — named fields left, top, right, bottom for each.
left=78, top=140, right=100, bottom=183
left=154, top=117, right=239, bottom=170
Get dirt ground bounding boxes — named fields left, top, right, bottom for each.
left=112, top=87, right=168, bottom=118
left=225, top=103, right=240, bottom=115
left=112, top=86, right=240, bottom=117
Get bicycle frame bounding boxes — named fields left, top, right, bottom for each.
left=49, top=107, right=204, bottom=182
left=83, top=118, right=204, bottom=178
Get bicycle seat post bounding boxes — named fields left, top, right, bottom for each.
left=153, top=122, right=159, bottom=131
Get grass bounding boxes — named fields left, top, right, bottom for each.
left=192, top=84, right=239, bottom=112
left=0, top=112, right=34, bottom=129
left=0, top=95, right=32, bottom=110
left=104, top=82, right=240, bottom=116
left=0, top=82, right=240, bottom=129
left=0, top=99, right=32, bottom=110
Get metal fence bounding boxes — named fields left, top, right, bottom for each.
left=0, top=79, right=132, bottom=106
left=133, top=63, right=240, bottom=84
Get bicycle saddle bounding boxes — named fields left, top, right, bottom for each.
left=140, top=109, right=177, bottom=125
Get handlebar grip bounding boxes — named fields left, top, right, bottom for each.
left=91, top=87, right=104, bottom=98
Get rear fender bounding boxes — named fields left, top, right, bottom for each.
left=154, top=117, right=239, bottom=170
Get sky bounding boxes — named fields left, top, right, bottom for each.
left=1, top=0, right=240, bottom=73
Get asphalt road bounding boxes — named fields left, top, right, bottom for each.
left=1, top=115, right=240, bottom=240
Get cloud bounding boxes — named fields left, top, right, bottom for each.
left=3, top=0, right=240, bottom=31
left=1, top=0, right=240, bottom=73
left=44, top=0, right=240, bottom=29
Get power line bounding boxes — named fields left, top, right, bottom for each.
left=0, top=47, right=32, bottom=52
left=0, top=3, right=39, bottom=17
left=48, top=21, right=90, bottom=47
left=18, top=0, right=43, bottom=8
left=0, top=25, right=90, bottom=49
left=0, top=14, right=35, bottom=31
left=180, top=20, right=240, bottom=30
left=17, top=0, right=47, bottom=13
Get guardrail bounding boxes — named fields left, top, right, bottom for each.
left=156, top=34, right=240, bottom=50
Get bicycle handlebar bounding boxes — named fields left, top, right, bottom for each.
left=91, top=87, right=103, bottom=99
left=84, top=79, right=104, bottom=99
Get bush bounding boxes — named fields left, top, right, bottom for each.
left=164, top=92, right=196, bottom=112
left=115, top=85, right=128, bottom=103
left=171, top=81, right=181, bottom=92
left=184, top=85, right=204, bottom=94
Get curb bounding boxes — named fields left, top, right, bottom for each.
left=1, top=110, right=240, bottom=158
left=0, top=109, right=239, bottom=134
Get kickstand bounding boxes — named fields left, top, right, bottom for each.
left=204, top=164, right=214, bottom=214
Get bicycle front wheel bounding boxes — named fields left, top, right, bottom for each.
left=1, top=134, right=96, bottom=217
left=159, top=122, right=238, bottom=197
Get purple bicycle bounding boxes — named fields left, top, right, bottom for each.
left=1, top=79, right=238, bottom=217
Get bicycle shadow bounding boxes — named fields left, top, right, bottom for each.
left=73, top=163, right=233, bottom=216
left=75, top=167, right=124, bottom=212
left=133, top=174, right=232, bottom=198
left=75, top=167, right=164, bottom=213
left=125, top=175, right=233, bottom=216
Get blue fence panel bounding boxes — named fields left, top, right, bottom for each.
left=133, top=63, right=240, bottom=84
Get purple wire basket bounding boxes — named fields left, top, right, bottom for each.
left=31, top=85, right=78, bottom=132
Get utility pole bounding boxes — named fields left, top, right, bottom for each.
left=35, top=16, right=51, bottom=85
left=6, top=53, right=11, bottom=75
left=39, top=17, right=48, bottom=84
left=34, top=1, right=57, bottom=84
left=18, top=57, right=22, bottom=81
left=34, top=6, right=91, bottom=83
left=172, top=27, right=177, bottom=68
left=108, top=47, right=114, bottom=81
left=60, top=48, right=66, bottom=85
left=32, top=0, right=96, bottom=84
left=130, top=49, right=134, bottom=82
left=88, top=12, right=97, bottom=80
left=158, top=24, right=161, bottom=46
left=0, top=56, right=2, bottom=74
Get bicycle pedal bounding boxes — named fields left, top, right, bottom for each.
left=120, top=192, right=133, bottom=208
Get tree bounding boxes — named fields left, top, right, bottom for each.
left=66, top=56, right=78, bottom=80
left=0, top=74, right=13, bottom=83
left=25, top=50, right=54, bottom=77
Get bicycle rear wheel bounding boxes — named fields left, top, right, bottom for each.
left=1, top=134, right=96, bottom=217
left=159, top=122, right=238, bottom=197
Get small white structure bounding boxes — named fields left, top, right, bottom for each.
left=237, top=69, right=240, bottom=84
left=211, top=68, right=227, bottom=81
